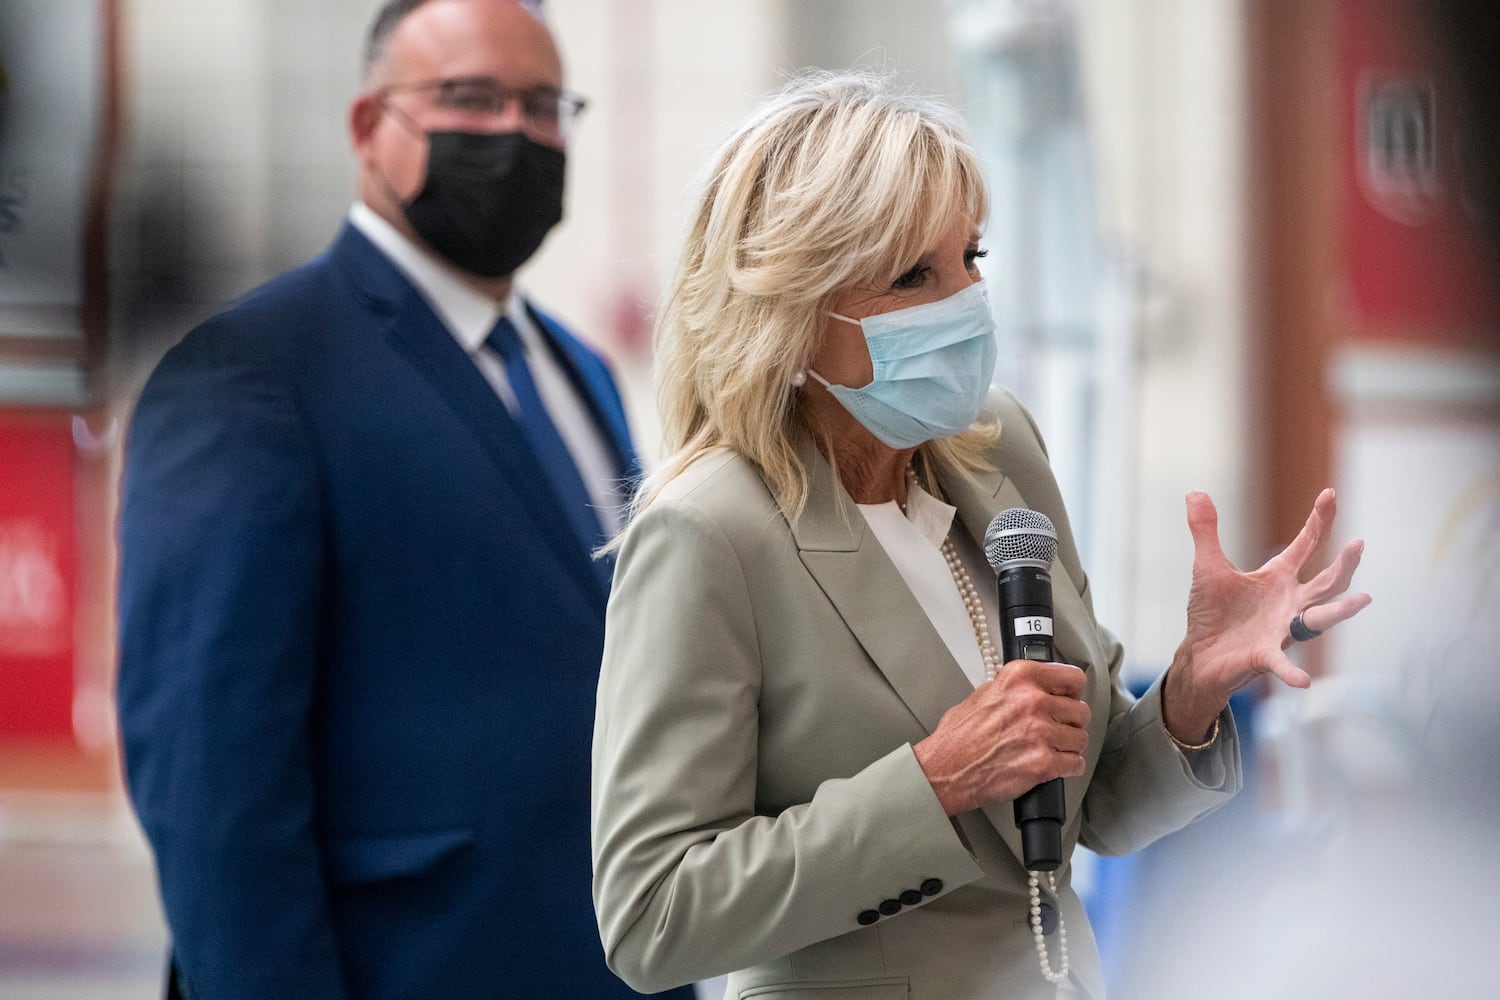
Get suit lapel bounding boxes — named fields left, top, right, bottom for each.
left=525, top=304, right=639, bottom=485
left=331, top=226, right=606, bottom=604
left=788, top=436, right=974, bottom=737
left=938, top=462, right=1030, bottom=866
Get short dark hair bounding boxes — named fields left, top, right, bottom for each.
left=363, top=0, right=547, bottom=77
left=364, top=0, right=434, bottom=76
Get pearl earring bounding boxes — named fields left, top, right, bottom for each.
left=790, top=370, right=807, bottom=388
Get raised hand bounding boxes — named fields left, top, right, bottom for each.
left=1161, top=488, right=1372, bottom=745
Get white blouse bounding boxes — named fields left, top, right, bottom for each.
left=857, top=482, right=1003, bottom=688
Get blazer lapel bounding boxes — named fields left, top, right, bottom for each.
left=790, top=442, right=1042, bottom=871
left=788, top=436, right=974, bottom=737
left=939, top=462, right=1029, bottom=867
left=331, top=226, right=606, bottom=604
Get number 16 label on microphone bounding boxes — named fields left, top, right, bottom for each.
left=1012, top=616, right=1053, bottom=637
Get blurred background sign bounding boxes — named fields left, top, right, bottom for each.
left=0, top=417, right=75, bottom=741
left=1339, top=0, right=1500, bottom=346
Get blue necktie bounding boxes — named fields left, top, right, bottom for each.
left=485, top=317, right=606, bottom=561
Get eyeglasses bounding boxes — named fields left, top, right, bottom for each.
left=379, top=76, right=588, bottom=140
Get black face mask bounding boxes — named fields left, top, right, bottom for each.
left=403, top=130, right=565, bottom=278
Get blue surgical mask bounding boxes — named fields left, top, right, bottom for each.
left=808, top=281, right=998, bottom=449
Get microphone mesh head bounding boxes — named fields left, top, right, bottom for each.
left=984, top=508, right=1058, bottom=572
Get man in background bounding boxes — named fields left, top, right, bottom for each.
left=117, top=2, right=691, bottom=997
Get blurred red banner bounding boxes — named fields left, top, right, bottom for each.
left=0, top=416, right=75, bottom=740
left=1338, top=0, right=1500, bottom=345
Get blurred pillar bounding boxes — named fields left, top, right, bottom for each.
left=1244, top=0, right=1339, bottom=595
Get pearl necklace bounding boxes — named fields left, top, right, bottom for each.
left=938, top=536, right=1003, bottom=682
left=907, top=469, right=1070, bottom=986
left=1027, top=871, right=1070, bottom=984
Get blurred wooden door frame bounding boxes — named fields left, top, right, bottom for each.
left=1243, top=0, right=1339, bottom=586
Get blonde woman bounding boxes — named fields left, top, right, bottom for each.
left=591, top=72, right=1369, bottom=1000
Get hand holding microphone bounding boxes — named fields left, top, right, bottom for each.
left=912, top=508, right=1088, bottom=871
left=984, top=508, right=1077, bottom=871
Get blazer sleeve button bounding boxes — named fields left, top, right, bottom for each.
left=878, top=898, right=903, bottom=916
left=919, top=878, right=944, bottom=896
left=857, top=909, right=880, bottom=926
left=899, top=889, right=923, bottom=906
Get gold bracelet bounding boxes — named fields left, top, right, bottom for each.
left=1166, top=714, right=1220, bottom=753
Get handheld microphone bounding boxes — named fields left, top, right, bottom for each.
left=983, top=508, right=1065, bottom=872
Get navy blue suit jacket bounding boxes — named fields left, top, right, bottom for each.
left=117, top=224, right=690, bottom=1000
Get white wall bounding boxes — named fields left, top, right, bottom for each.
left=525, top=0, right=787, bottom=462
left=1077, top=0, right=1248, bottom=670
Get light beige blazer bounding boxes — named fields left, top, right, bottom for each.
left=592, top=390, right=1241, bottom=1000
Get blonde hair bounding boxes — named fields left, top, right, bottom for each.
left=630, top=71, right=997, bottom=529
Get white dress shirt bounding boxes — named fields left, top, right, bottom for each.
left=349, top=203, right=626, bottom=537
